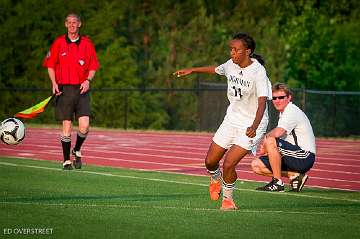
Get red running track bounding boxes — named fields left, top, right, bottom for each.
left=1, top=127, right=360, bottom=191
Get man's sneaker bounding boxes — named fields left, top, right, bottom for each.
left=72, top=149, right=82, bottom=169
left=289, top=173, right=309, bottom=192
left=220, top=198, right=238, bottom=211
left=63, top=160, right=73, bottom=170
left=256, top=177, right=285, bottom=192
left=209, top=178, right=221, bottom=201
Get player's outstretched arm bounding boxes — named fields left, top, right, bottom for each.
left=173, top=66, right=216, bottom=77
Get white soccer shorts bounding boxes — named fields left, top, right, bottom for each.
left=212, top=119, right=267, bottom=152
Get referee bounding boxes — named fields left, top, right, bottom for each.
left=43, top=13, right=100, bottom=170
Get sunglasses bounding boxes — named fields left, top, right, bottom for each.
left=272, top=95, right=287, bottom=100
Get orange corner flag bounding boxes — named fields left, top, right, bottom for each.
left=15, top=95, right=54, bottom=119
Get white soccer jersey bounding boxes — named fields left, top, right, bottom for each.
left=278, top=102, right=316, bottom=154
left=215, top=58, right=272, bottom=128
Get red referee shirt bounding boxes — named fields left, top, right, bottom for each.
left=43, top=35, right=100, bottom=85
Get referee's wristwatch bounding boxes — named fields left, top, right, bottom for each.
left=86, top=78, right=92, bottom=82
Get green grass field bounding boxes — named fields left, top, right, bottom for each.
left=1, top=157, right=359, bottom=239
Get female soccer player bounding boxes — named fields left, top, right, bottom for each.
left=174, top=32, right=272, bottom=210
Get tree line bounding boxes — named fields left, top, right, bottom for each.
left=0, top=0, right=359, bottom=130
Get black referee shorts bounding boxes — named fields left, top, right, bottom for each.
left=55, top=84, right=90, bottom=121
left=259, top=139, right=315, bottom=174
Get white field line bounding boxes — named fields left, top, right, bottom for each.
left=87, top=165, right=360, bottom=191
left=2, top=148, right=360, bottom=183
left=5, top=155, right=360, bottom=191
left=1, top=201, right=359, bottom=216
left=0, top=161, right=359, bottom=203
left=2, top=147, right=360, bottom=176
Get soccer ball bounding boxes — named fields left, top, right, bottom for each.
left=0, top=118, right=26, bottom=145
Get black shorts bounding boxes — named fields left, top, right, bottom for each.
left=259, top=139, right=315, bottom=174
left=55, top=84, right=90, bottom=121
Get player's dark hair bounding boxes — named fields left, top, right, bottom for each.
left=272, top=82, right=293, bottom=97
left=233, top=32, right=265, bottom=65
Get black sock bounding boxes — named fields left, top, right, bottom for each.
left=74, top=131, right=88, bottom=151
left=60, top=135, right=71, bottom=162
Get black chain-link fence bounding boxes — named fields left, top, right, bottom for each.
left=198, top=82, right=360, bottom=137
left=1, top=83, right=359, bottom=136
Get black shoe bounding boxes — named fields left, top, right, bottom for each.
left=256, top=177, right=285, bottom=192
left=63, top=160, right=73, bottom=170
left=289, top=174, right=309, bottom=192
left=72, top=149, right=82, bottom=169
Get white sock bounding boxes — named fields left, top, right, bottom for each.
left=222, top=181, right=236, bottom=199
left=208, top=167, right=222, bottom=182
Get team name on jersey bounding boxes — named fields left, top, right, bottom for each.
left=228, top=75, right=251, bottom=88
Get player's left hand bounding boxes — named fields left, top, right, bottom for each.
left=80, top=80, right=90, bottom=94
left=246, top=126, right=256, bottom=138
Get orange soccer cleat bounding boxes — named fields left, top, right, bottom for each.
left=209, top=179, right=221, bottom=201
left=220, top=198, right=238, bottom=211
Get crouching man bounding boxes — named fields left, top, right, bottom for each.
left=251, top=83, right=316, bottom=192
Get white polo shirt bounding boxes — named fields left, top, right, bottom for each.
left=215, top=58, right=272, bottom=128
left=278, top=102, right=316, bottom=154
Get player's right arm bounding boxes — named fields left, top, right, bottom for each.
left=173, top=66, right=216, bottom=77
